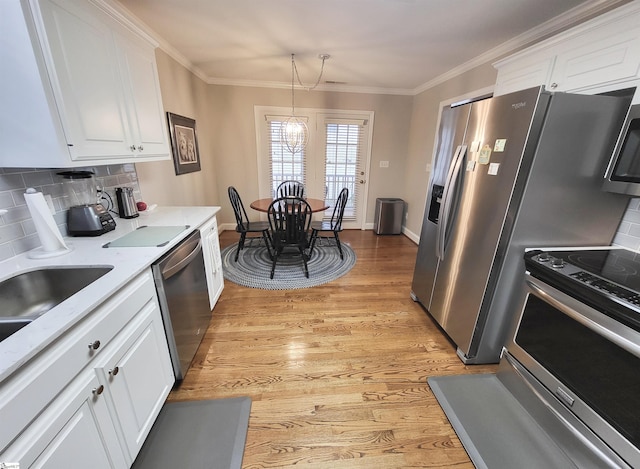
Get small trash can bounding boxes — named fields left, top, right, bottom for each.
left=374, top=198, right=404, bottom=234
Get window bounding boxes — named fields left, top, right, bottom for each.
left=256, top=106, right=373, bottom=229
left=267, top=120, right=306, bottom=197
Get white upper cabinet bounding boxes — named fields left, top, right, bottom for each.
left=494, top=3, right=640, bottom=97
left=0, top=0, right=169, bottom=167
left=116, top=33, right=170, bottom=157
left=493, top=56, right=556, bottom=97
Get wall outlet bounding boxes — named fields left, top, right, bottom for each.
left=380, top=160, right=389, bottom=168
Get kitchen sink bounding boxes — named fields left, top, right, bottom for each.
left=0, top=266, right=113, bottom=342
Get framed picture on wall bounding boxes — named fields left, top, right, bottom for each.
left=167, top=112, right=201, bottom=175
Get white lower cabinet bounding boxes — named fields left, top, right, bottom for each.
left=96, top=301, right=174, bottom=461
left=201, top=216, right=224, bottom=310
left=2, top=371, right=126, bottom=468
left=0, top=270, right=175, bottom=468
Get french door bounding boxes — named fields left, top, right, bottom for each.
left=256, top=107, right=373, bottom=229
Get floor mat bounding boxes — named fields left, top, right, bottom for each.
left=132, top=397, right=251, bottom=469
left=428, top=374, right=576, bottom=469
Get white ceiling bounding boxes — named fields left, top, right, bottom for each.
left=113, top=0, right=627, bottom=94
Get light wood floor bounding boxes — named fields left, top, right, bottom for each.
left=168, top=230, right=497, bottom=468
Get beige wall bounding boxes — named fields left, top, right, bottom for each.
left=207, top=85, right=413, bottom=226
left=136, top=50, right=219, bottom=209
left=138, top=48, right=495, bottom=236
left=402, top=62, right=498, bottom=239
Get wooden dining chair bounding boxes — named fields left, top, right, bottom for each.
left=277, top=180, right=305, bottom=198
left=267, top=196, right=313, bottom=279
left=228, top=186, right=272, bottom=261
left=309, top=187, right=349, bottom=259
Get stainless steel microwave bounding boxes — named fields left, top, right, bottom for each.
left=603, top=103, right=640, bottom=196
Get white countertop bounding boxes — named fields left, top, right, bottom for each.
left=0, top=206, right=220, bottom=382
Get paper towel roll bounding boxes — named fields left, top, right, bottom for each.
left=24, top=188, right=70, bottom=257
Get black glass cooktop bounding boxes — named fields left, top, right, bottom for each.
left=551, top=249, right=640, bottom=292
left=524, top=248, right=640, bottom=331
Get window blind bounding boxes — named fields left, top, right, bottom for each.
left=265, top=115, right=307, bottom=198
left=323, top=118, right=367, bottom=220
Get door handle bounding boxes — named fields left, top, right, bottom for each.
left=436, top=145, right=466, bottom=259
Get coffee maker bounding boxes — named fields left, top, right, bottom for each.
left=59, top=171, right=116, bottom=236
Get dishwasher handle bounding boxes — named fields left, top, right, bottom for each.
left=161, top=237, right=203, bottom=280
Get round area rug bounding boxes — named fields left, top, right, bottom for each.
left=221, top=239, right=356, bottom=290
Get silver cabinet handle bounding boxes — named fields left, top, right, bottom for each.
left=109, top=366, right=119, bottom=376
left=88, top=340, right=101, bottom=350
left=550, top=82, right=558, bottom=89
left=137, top=145, right=144, bottom=151
left=92, top=385, right=104, bottom=395
left=130, top=145, right=136, bottom=151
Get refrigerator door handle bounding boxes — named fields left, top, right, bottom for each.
left=437, top=144, right=467, bottom=260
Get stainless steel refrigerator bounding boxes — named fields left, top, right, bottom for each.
left=411, top=86, right=632, bottom=364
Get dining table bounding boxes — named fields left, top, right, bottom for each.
left=250, top=197, right=329, bottom=213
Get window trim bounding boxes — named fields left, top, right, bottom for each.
left=254, top=106, right=374, bottom=229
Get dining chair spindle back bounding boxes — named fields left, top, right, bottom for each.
left=267, top=196, right=313, bottom=279
left=228, top=186, right=271, bottom=262
left=309, top=187, right=349, bottom=259
left=277, top=180, right=305, bottom=199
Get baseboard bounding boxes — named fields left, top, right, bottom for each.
left=403, top=227, right=419, bottom=244
left=221, top=221, right=419, bottom=245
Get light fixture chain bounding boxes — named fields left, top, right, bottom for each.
left=281, top=52, right=328, bottom=154
left=290, top=54, right=296, bottom=115
left=292, top=54, right=326, bottom=91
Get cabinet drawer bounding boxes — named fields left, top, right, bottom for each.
left=0, top=270, right=156, bottom=451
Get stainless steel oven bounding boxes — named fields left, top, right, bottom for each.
left=505, top=248, right=640, bottom=467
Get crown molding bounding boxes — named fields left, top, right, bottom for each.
left=206, top=77, right=414, bottom=96
left=109, top=0, right=629, bottom=97
left=104, top=0, right=210, bottom=83
left=412, top=0, right=630, bottom=95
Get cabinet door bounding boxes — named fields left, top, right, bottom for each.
left=494, top=56, right=555, bottom=96
left=550, top=25, right=640, bottom=93
left=97, top=300, right=174, bottom=461
left=116, top=32, right=170, bottom=157
left=201, top=216, right=224, bottom=309
left=36, top=0, right=133, bottom=159
left=0, top=372, right=126, bottom=469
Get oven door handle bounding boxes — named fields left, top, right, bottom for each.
left=526, top=276, right=640, bottom=359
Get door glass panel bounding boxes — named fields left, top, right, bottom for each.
left=324, top=123, right=359, bottom=220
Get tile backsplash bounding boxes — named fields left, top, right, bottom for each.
left=612, top=197, right=640, bottom=250
left=2, top=165, right=640, bottom=261
left=0, top=164, right=140, bottom=261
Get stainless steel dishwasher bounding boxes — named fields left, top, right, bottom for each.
left=152, top=229, right=211, bottom=381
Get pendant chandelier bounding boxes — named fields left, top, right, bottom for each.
left=281, top=53, right=330, bottom=154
